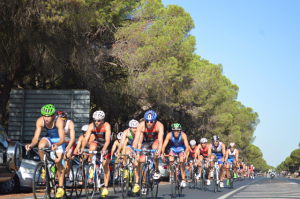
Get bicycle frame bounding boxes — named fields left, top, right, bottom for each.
left=87, top=151, right=105, bottom=189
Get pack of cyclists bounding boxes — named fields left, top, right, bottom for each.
left=25, top=104, right=255, bottom=198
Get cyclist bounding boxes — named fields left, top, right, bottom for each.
left=57, top=111, right=76, bottom=186
left=195, top=138, right=208, bottom=179
left=186, top=139, right=198, bottom=182
left=116, top=119, right=142, bottom=193
left=161, top=123, right=189, bottom=188
left=248, top=164, right=254, bottom=179
left=74, top=125, right=93, bottom=155
left=225, top=142, right=239, bottom=185
left=207, top=135, right=226, bottom=187
left=82, top=110, right=112, bottom=197
left=25, top=104, right=65, bottom=198
left=111, top=132, right=125, bottom=169
left=237, top=161, right=244, bottom=177
left=132, top=110, right=164, bottom=194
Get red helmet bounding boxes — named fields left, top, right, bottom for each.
left=58, top=111, right=68, bottom=118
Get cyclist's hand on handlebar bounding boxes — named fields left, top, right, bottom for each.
left=25, top=144, right=32, bottom=151
left=51, top=144, right=58, bottom=151
left=115, top=151, right=119, bottom=157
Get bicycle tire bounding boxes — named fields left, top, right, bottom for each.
left=75, top=166, right=85, bottom=197
left=189, top=167, right=195, bottom=189
left=97, top=167, right=104, bottom=196
left=64, top=166, right=74, bottom=199
left=140, top=163, right=148, bottom=199
left=129, top=167, right=136, bottom=197
left=202, top=168, right=206, bottom=191
left=216, top=167, right=220, bottom=192
left=178, top=168, right=182, bottom=197
left=113, top=166, right=121, bottom=194
left=47, top=163, right=56, bottom=199
left=230, top=170, right=233, bottom=189
left=213, top=167, right=217, bottom=193
left=151, top=168, right=159, bottom=199
left=171, top=165, right=177, bottom=198
left=85, top=164, right=96, bottom=199
left=122, top=166, right=130, bottom=198
left=32, top=162, right=48, bottom=199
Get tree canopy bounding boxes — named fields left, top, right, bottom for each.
left=0, top=0, right=269, bottom=170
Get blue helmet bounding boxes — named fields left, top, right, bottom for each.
left=144, top=110, right=157, bottom=122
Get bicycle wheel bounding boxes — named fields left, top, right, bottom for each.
left=75, top=166, right=85, bottom=197
left=178, top=170, right=182, bottom=197
left=189, top=168, right=194, bottom=189
left=213, top=167, right=217, bottom=193
left=151, top=169, right=158, bottom=199
left=64, top=166, right=74, bottom=199
left=171, top=165, right=177, bottom=198
left=216, top=168, right=220, bottom=192
left=202, top=169, right=206, bottom=191
left=140, top=163, right=148, bottom=199
left=122, top=166, right=130, bottom=198
left=33, top=162, right=48, bottom=199
left=129, top=167, right=136, bottom=197
left=113, top=166, right=121, bottom=194
left=230, top=170, right=233, bottom=189
left=97, top=168, right=104, bottom=196
left=85, top=164, right=96, bottom=199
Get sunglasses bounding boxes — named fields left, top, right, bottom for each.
left=94, top=120, right=102, bottom=122
left=146, top=120, right=155, bottom=123
left=213, top=140, right=219, bottom=142
left=229, top=146, right=234, bottom=148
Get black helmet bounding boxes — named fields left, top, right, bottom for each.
left=212, top=135, right=220, bottom=141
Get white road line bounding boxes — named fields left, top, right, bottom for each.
left=217, top=177, right=263, bottom=199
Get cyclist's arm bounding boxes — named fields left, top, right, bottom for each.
left=236, top=149, right=239, bottom=162
left=117, top=129, right=128, bottom=154
left=66, top=121, right=76, bottom=151
left=83, top=123, right=94, bottom=149
left=182, top=133, right=190, bottom=157
left=221, top=143, right=226, bottom=161
left=30, top=118, right=43, bottom=148
left=194, top=144, right=200, bottom=160
left=207, top=144, right=212, bottom=158
left=102, top=123, right=111, bottom=152
left=56, top=117, right=65, bottom=146
left=111, top=140, right=118, bottom=159
left=132, top=122, right=144, bottom=150
left=157, top=122, right=164, bottom=154
left=74, top=135, right=84, bottom=154
left=161, top=133, right=171, bottom=154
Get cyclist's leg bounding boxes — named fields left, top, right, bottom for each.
left=152, top=140, right=159, bottom=171
left=38, top=137, right=51, bottom=160
left=179, top=152, right=186, bottom=182
left=103, top=150, right=112, bottom=188
left=125, top=145, right=132, bottom=164
left=88, top=141, right=98, bottom=162
left=219, top=160, right=224, bottom=181
left=233, top=159, right=237, bottom=174
left=208, top=154, right=216, bottom=180
left=54, top=143, right=65, bottom=187
left=198, top=155, right=204, bottom=176
left=226, top=160, right=231, bottom=179
left=64, top=142, right=74, bottom=178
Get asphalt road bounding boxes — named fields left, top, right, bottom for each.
left=5, top=176, right=300, bottom=199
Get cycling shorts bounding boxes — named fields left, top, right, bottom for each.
left=89, top=140, right=112, bottom=160
left=169, top=147, right=185, bottom=156
left=43, top=137, right=65, bottom=153
left=227, top=158, right=235, bottom=163
left=140, top=140, right=159, bottom=157
left=126, top=145, right=133, bottom=150
left=212, top=153, right=223, bottom=164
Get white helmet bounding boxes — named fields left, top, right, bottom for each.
left=81, top=125, right=89, bottom=132
left=200, top=138, right=207, bottom=144
left=190, top=140, right=196, bottom=146
left=117, top=132, right=123, bottom=140
left=129, top=119, right=139, bottom=128
left=93, top=110, right=105, bottom=120
left=229, top=142, right=235, bottom=147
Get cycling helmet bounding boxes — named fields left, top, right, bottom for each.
left=41, top=104, right=55, bottom=116
left=117, top=132, right=123, bottom=140
left=172, top=123, right=182, bottom=130
left=212, top=135, right=220, bottom=141
left=58, top=111, right=68, bottom=118
left=81, top=125, right=89, bottom=132
left=200, top=138, right=207, bottom=144
left=190, top=140, right=196, bottom=146
left=93, top=110, right=105, bottom=120
left=144, top=110, right=157, bottom=122
left=229, top=142, right=235, bottom=147
left=129, top=119, right=139, bottom=128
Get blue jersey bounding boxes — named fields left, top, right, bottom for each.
left=44, top=116, right=60, bottom=139
left=170, top=131, right=185, bottom=149
left=211, top=142, right=223, bottom=158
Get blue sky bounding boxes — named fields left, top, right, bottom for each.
left=162, top=0, right=300, bottom=167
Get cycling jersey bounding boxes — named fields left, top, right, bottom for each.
left=42, top=116, right=65, bottom=154
left=92, top=122, right=107, bottom=146
left=127, top=129, right=134, bottom=145
left=227, top=149, right=236, bottom=163
left=200, top=145, right=208, bottom=157
left=64, top=120, right=75, bottom=152
left=189, top=145, right=197, bottom=158
left=211, top=142, right=223, bottom=164
left=143, top=122, right=158, bottom=142
left=169, top=131, right=185, bottom=156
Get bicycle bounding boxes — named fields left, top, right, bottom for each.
left=228, top=162, right=234, bottom=189
left=74, top=151, right=89, bottom=197
left=212, top=158, right=221, bottom=193
left=187, top=160, right=197, bottom=189
left=32, top=147, right=73, bottom=199
left=85, top=151, right=106, bottom=199
left=135, top=148, right=159, bottom=199
left=169, top=154, right=183, bottom=198
left=120, top=153, right=136, bottom=198
left=112, top=158, right=123, bottom=194
left=199, top=159, right=207, bottom=191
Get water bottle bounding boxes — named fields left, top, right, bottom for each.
left=50, top=166, right=56, bottom=179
